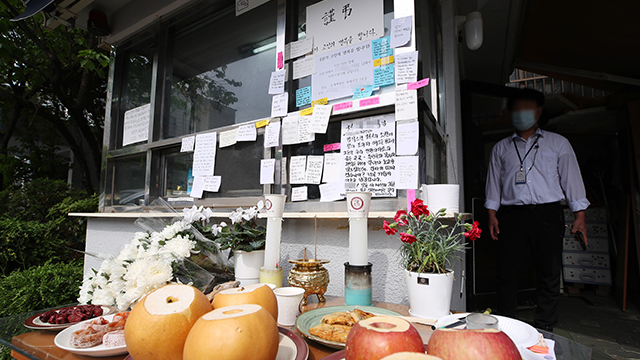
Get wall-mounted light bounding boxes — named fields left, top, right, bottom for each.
left=456, top=11, right=483, bottom=51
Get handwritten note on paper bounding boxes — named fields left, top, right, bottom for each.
left=282, top=112, right=300, bottom=145
left=264, top=121, right=281, bottom=148
left=290, top=156, right=307, bottom=184
left=408, top=78, right=430, bottom=90
left=352, top=85, right=373, bottom=100
left=122, top=103, right=151, bottom=146
left=190, top=176, right=205, bottom=198
left=192, top=132, right=217, bottom=176
left=324, top=143, right=341, bottom=152
left=320, top=182, right=345, bottom=202
left=373, top=64, right=395, bottom=88
left=341, top=114, right=397, bottom=197
left=312, top=41, right=374, bottom=100
left=260, top=159, right=276, bottom=184
left=271, top=92, right=288, bottom=117
left=296, top=86, right=312, bottom=107
left=305, top=155, right=324, bottom=184
left=293, top=55, right=316, bottom=80
left=237, top=124, right=257, bottom=142
left=372, top=36, right=393, bottom=59
left=395, top=85, right=418, bottom=121
left=180, top=136, right=195, bottom=152
left=396, top=120, right=419, bottom=156
left=291, top=186, right=308, bottom=202
left=298, top=115, right=315, bottom=143
left=395, top=156, right=419, bottom=190
left=390, top=16, right=412, bottom=48
left=323, top=153, right=342, bottom=183
left=334, top=101, right=353, bottom=111
left=395, top=51, right=418, bottom=84
left=290, top=36, right=314, bottom=59
left=219, top=128, right=238, bottom=148
left=310, top=104, right=332, bottom=134
left=268, top=70, right=286, bottom=94
left=359, top=97, right=380, bottom=107
left=203, top=176, right=222, bottom=192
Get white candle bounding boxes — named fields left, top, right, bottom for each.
left=264, top=217, right=282, bottom=269
left=348, top=217, right=368, bottom=265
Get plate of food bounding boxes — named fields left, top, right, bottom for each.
left=54, top=312, right=129, bottom=357
left=434, top=313, right=540, bottom=348
left=295, top=306, right=402, bottom=350
left=24, top=305, right=116, bottom=331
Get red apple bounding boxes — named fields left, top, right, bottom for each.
left=382, top=353, right=443, bottom=360
left=345, top=316, right=426, bottom=360
left=427, top=328, right=521, bottom=360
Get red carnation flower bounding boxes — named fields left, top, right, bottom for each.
left=394, top=210, right=408, bottom=226
left=465, top=221, right=482, bottom=241
left=410, top=199, right=429, bottom=218
left=400, top=232, right=417, bottom=244
left=383, top=220, right=397, bottom=235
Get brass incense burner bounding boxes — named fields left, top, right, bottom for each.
left=287, top=259, right=330, bottom=305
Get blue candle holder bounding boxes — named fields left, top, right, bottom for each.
left=344, top=262, right=372, bottom=306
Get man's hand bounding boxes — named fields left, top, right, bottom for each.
left=488, top=209, right=500, bottom=240
left=571, top=211, right=588, bottom=246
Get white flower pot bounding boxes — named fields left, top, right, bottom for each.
left=233, top=250, right=265, bottom=285
left=405, top=269, right=454, bottom=319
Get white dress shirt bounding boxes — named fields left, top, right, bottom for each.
left=485, top=128, right=590, bottom=212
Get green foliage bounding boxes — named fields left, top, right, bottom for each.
left=212, top=221, right=266, bottom=256
left=78, top=49, right=110, bottom=78
left=0, top=179, right=76, bottom=222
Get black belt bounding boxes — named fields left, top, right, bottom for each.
left=500, top=202, right=561, bottom=211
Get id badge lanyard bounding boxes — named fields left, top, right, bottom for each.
left=513, top=136, right=540, bottom=185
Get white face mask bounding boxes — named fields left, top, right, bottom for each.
left=511, top=110, right=537, bottom=131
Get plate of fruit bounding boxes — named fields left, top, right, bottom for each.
left=24, top=305, right=116, bottom=331
left=54, top=312, right=129, bottom=357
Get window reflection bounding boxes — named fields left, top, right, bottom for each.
left=110, top=156, right=146, bottom=206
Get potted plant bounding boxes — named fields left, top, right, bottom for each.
left=383, top=199, right=481, bottom=318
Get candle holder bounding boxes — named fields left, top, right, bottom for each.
left=344, top=262, right=373, bottom=306
left=263, top=194, right=286, bottom=271
left=287, top=259, right=330, bottom=306
left=259, top=266, right=283, bottom=288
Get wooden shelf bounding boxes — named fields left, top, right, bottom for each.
left=69, top=211, right=472, bottom=220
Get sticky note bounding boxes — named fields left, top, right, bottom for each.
left=324, top=143, right=341, bottom=152
left=390, top=16, right=413, bottom=48
left=271, top=92, right=288, bottom=117
left=300, top=106, right=314, bottom=116
left=268, top=70, right=286, bottom=94
left=219, top=128, right=238, bottom=148
left=277, top=51, right=284, bottom=69
left=333, top=101, right=353, bottom=111
left=203, top=176, right=222, bottom=192
left=180, top=136, right=195, bottom=152
left=319, top=182, right=345, bottom=202
left=256, top=119, right=270, bottom=128
left=372, top=36, right=393, bottom=59
left=260, top=159, right=276, bottom=184
left=291, top=186, right=308, bottom=202
left=359, top=97, right=380, bottom=107
left=237, top=124, right=257, bottom=141
left=311, top=97, right=328, bottom=106
left=373, top=55, right=394, bottom=67
left=296, top=86, right=312, bottom=107
left=352, top=85, right=373, bottom=100
left=395, top=156, right=419, bottom=190
left=374, top=64, right=395, bottom=88
left=407, top=78, right=430, bottom=90
left=406, top=189, right=416, bottom=210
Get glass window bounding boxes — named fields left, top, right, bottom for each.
left=108, top=156, right=147, bottom=206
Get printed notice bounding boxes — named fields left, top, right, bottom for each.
left=260, top=159, right=276, bottom=184
left=310, top=104, right=332, bottom=133
left=390, top=16, right=412, bottom=48
left=305, top=155, right=324, bottom=184
left=190, top=176, right=205, bottom=198
left=312, top=41, right=374, bottom=101
left=268, top=70, right=286, bottom=94
left=341, top=114, right=396, bottom=197
left=296, top=86, right=312, bottom=107
left=264, top=121, right=281, bottom=148
left=192, top=132, right=217, bottom=176
left=373, top=64, right=395, bottom=88
left=203, top=176, right=222, bottom=192
left=395, top=85, right=418, bottom=121
left=122, top=103, right=151, bottom=146
left=397, top=120, right=419, bottom=156
left=298, top=115, right=315, bottom=143
left=395, top=156, right=419, bottom=190
left=291, top=186, right=308, bottom=202
left=395, top=51, right=418, bottom=84
left=293, top=55, right=316, bottom=80
left=323, top=153, right=342, bottom=183
left=219, top=128, right=238, bottom=148
left=237, top=124, right=257, bottom=142
left=290, top=156, right=307, bottom=184
left=372, top=36, right=393, bottom=59
left=320, top=182, right=345, bottom=202
left=180, top=136, right=195, bottom=152
left=271, top=92, right=288, bottom=117
left=282, top=112, right=300, bottom=145
left=352, top=85, right=373, bottom=100
left=290, top=36, right=314, bottom=59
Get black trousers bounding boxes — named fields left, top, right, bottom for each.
left=496, top=202, right=565, bottom=328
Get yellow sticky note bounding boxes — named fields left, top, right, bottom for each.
left=300, top=106, right=314, bottom=116
left=374, top=55, right=395, bottom=67
left=311, top=97, right=328, bottom=106
left=255, top=119, right=270, bottom=128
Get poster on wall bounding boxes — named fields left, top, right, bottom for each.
left=122, top=103, right=151, bottom=146
left=341, top=113, right=396, bottom=197
left=306, top=0, right=384, bottom=54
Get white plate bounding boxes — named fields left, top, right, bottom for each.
left=54, top=314, right=128, bottom=357
left=434, top=313, right=540, bottom=348
left=276, top=333, right=298, bottom=360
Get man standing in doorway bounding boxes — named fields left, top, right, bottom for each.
left=485, top=88, right=590, bottom=331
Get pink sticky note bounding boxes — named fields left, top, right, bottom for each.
left=406, top=189, right=416, bottom=210
left=359, top=97, right=380, bottom=107
left=277, top=52, right=284, bottom=69
left=407, top=78, right=430, bottom=90
left=324, top=143, right=341, bottom=152
left=334, top=101, right=353, bottom=111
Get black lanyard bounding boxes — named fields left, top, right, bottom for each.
left=513, top=135, right=540, bottom=171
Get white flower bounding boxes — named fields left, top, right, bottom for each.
left=202, top=207, right=215, bottom=222
left=212, top=222, right=227, bottom=236
left=92, top=287, right=116, bottom=306
left=229, top=208, right=244, bottom=224
left=183, top=205, right=205, bottom=224
left=160, top=235, right=196, bottom=260
left=242, top=207, right=258, bottom=221
left=256, top=200, right=264, bottom=211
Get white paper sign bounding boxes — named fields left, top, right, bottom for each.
left=122, top=103, right=151, bottom=146
left=190, top=176, right=205, bottom=198
left=264, top=121, right=281, bottom=148
left=395, top=51, right=418, bottom=84
left=260, top=159, right=276, bottom=184
left=271, top=93, right=288, bottom=117
left=237, top=124, right=257, bottom=142
left=310, top=104, right=333, bottom=134
left=312, top=41, right=374, bottom=100
left=180, top=136, right=195, bottom=152
left=282, top=112, right=300, bottom=145
left=203, top=176, right=222, bottom=192
left=219, top=128, right=238, bottom=148
left=306, top=0, right=383, bottom=54
left=290, top=37, right=314, bottom=59
left=291, top=186, right=308, bottom=202
left=323, top=153, right=342, bottom=183
left=236, top=0, right=270, bottom=16
left=298, top=115, right=316, bottom=143
left=319, top=182, right=345, bottom=202
left=305, top=155, right=324, bottom=184
left=268, top=70, right=286, bottom=94
left=390, top=16, right=412, bottom=48
left=397, top=120, right=419, bottom=156
left=290, top=156, right=307, bottom=184
left=192, top=132, right=217, bottom=176
left=341, top=114, right=396, bottom=197
left=293, top=55, right=316, bottom=80
left=395, top=85, right=418, bottom=121
left=395, top=156, right=419, bottom=190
